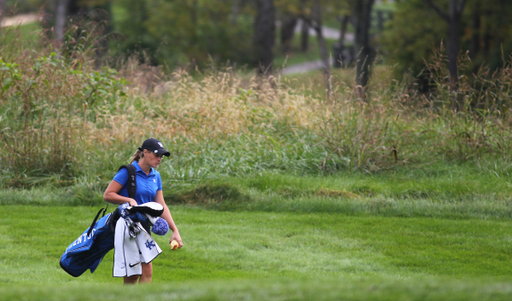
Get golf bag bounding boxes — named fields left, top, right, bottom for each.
left=59, top=207, right=120, bottom=277
left=59, top=164, right=136, bottom=277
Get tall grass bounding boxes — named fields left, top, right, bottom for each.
left=1, top=25, right=512, bottom=189
left=320, top=48, right=512, bottom=172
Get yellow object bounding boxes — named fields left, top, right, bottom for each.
left=170, top=240, right=179, bottom=250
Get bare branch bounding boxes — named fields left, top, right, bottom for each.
left=423, top=0, right=449, bottom=21
left=301, top=16, right=320, bottom=32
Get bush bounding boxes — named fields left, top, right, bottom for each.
left=0, top=27, right=128, bottom=185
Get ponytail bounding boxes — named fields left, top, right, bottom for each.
left=130, top=148, right=144, bottom=163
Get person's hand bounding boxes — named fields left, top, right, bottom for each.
left=128, top=198, right=138, bottom=207
left=171, top=232, right=183, bottom=248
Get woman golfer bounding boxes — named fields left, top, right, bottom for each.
left=104, top=138, right=183, bottom=284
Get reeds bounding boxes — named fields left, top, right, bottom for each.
left=1, top=25, right=512, bottom=188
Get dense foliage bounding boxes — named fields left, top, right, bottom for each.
left=110, top=0, right=255, bottom=68
left=1, top=25, right=512, bottom=194
left=381, top=0, right=512, bottom=88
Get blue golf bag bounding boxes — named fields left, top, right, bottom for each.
left=60, top=164, right=136, bottom=277
left=59, top=207, right=120, bottom=277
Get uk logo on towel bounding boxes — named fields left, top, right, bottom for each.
left=145, top=240, right=156, bottom=250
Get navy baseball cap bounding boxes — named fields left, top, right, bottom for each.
left=139, top=138, right=170, bottom=157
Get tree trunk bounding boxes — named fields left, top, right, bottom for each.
left=376, top=10, right=384, bottom=31
left=280, top=16, right=297, bottom=54
left=447, top=0, right=463, bottom=90
left=353, top=0, right=376, bottom=96
left=334, top=15, right=350, bottom=68
left=309, top=0, right=331, bottom=99
left=92, top=1, right=113, bottom=67
left=254, top=0, right=275, bottom=74
left=469, top=7, right=480, bottom=59
left=231, top=0, right=240, bottom=25
left=423, top=0, right=467, bottom=91
left=300, top=19, right=309, bottom=52
left=55, top=0, right=70, bottom=45
left=300, top=0, right=309, bottom=53
left=0, top=0, right=5, bottom=31
left=339, top=15, right=349, bottom=47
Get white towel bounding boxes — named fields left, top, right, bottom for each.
left=113, top=217, right=162, bottom=277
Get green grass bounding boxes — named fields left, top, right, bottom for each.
left=2, top=14, right=512, bottom=301
left=0, top=22, right=42, bottom=56
left=3, top=163, right=511, bottom=220
left=2, top=279, right=512, bottom=301
left=1, top=205, right=512, bottom=300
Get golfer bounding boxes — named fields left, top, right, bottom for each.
left=103, top=138, right=183, bottom=284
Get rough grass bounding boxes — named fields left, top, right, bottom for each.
left=2, top=163, right=511, bottom=221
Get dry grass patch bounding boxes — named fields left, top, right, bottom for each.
left=316, top=188, right=360, bottom=199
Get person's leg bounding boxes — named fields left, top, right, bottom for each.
left=139, top=262, right=153, bottom=283
left=124, top=275, right=140, bottom=284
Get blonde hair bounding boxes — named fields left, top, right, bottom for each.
left=130, top=149, right=144, bottom=163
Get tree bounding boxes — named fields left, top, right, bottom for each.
left=137, top=1, right=254, bottom=68
left=464, top=0, right=512, bottom=70
left=0, top=0, right=5, bottom=31
left=380, top=0, right=448, bottom=91
left=353, top=0, right=375, bottom=95
left=54, top=0, right=70, bottom=44
left=333, top=14, right=350, bottom=68
left=231, top=0, right=242, bottom=24
left=423, top=0, right=467, bottom=90
left=280, top=15, right=297, bottom=54
left=300, top=19, right=309, bottom=52
left=308, top=0, right=331, bottom=98
left=299, top=0, right=309, bottom=52
left=253, top=0, right=276, bottom=74
left=52, top=0, right=112, bottom=53
left=381, top=0, right=512, bottom=95
left=111, top=0, right=152, bottom=60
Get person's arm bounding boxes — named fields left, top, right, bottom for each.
left=154, top=190, right=183, bottom=248
left=103, top=180, right=138, bottom=207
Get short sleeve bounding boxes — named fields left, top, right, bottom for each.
left=113, top=167, right=129, bottom=187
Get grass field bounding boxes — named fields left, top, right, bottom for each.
left=2, top=20, right=512, bottom=301
left=1, top=202, right=512, bottom=300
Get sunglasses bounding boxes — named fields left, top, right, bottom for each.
left=144, top=150, right=165, bottom=158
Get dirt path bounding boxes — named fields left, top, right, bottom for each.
left=284, top=21, right=352, bottom=75
left=1, top=13, right=39, bottom=28
left=295, top=19, right=353, bottom=41
left=281, top=60, right=327, bottom=75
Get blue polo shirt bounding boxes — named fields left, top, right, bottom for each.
left=112, top=161, right=163, bottom=205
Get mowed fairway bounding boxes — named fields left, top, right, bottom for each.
left=1, top=205, right=512, bottom=300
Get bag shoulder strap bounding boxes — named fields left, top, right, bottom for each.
left=86, top=165, right=137, bottom=237
left=118, top=164, right=137, bottom=199
left=87, top=206, right=107, bottom=237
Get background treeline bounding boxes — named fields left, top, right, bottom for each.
left=2, top=0, right=512, bottom=88
left=382, top=0, right=512, bottom=91
left=1, top=0, right=512, bottom=194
